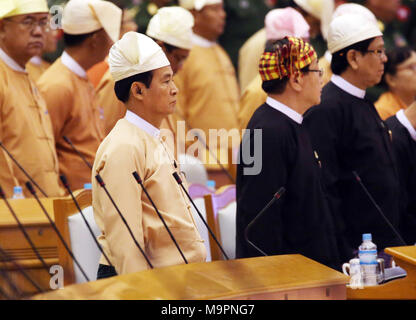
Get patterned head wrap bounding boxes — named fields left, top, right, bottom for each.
left=259, top=36, right=317, bottom=81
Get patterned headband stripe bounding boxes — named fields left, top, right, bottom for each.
left=259, top=36, right=317, bottom=81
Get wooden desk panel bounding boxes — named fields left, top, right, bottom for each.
left=32, top=255, right=349, bottom=300
left=0, top=198, right=58, bottom=295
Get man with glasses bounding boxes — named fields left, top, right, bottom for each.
left=0, top=0, right=64, bottom=198
left=37, top=0, right=122, bottom=191
left=304, top=14, right=402, bottom=264
left=236, top=37, right=342, bottom=271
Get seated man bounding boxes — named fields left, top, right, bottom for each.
left=92, top=32, right=206, bottom=278
left=236, top=37, right=341, bottom=271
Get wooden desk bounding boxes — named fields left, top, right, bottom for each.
left=32, top=255, right=349, bottom=300
left=347, top=246, right=416, bottom=300
left=0, top=198, right=58, bottom=296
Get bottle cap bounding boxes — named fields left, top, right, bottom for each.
left=13, top=186, right=22, bottom=193
left=363, top=233, right=372, bottom=241
left=84, top=183, right=92, bottom=190
left=206, top=180, right=216, bottom=189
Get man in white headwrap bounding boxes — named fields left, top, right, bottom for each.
left=92, top=32, right=206, bottom=277
left=304, top=14, right=403, bottom=263
left=238, top=7, right=311, bottom=130
left=97, top=6, right=193, bottom=138
left=37, top=0, right=122, bottom=191
left=319, top=3, right=381, bottom=86
left=0, top=0, right=64, bottom=198
left=176, top=0, right=240, bottom=169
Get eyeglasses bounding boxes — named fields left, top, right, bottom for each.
left=5, top=18, right=50, bottom=32
left=305, top=68, right=324, bottom=77
left=365, top=49, right=387, bottom=58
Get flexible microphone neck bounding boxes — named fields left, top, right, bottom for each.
left=94, top=174, right=154, bottom=269
left=352, top=171, right=406, bottom=246
left=132, top=171, right=188, bottom=264
left=59, top=175, right=113, bottom=268
left=62, top=136, right=93, bottom=170
left=172, top=171, right=230, bottom=260
left=0, top=185, right=50, bottom=276
left=244, top=187, right=286, bottom=257
left=0, top=141, right=48, bottom=197
left=25, top=181, right=90, bottom=282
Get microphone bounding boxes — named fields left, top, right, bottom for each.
left=62, top=136, right=93, bottom=170
left=25, top=181, right=90, bottom=282
left=95, top=174, right=154, bottom=269
left=172, top=172, right=230, bottom=260
left=59, top=175, right=113, bottom=267
left=244, top=187, right=286, bottom=256
left=0, top=244, right=44, bottom=294
left=0, top=141, right=48, bottom=197
left=352, top=171, right=406, bottom=246
left=0, top=185, right=50, bottom=275
left=132, top=171, right=188, bottom=264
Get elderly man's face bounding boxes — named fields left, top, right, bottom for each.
left=0, top=12, right=49, bottom=67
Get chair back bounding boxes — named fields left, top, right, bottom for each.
left=188, top=183, right=216, bottom=262
left=178, top=154, right=208, bottom=185
left=53, top=189, right=100, bottom=285
left=204, top=185, right=236, bottom=260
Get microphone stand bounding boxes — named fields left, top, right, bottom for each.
left=132, top=171, right=188, bottom=264
left=25, top=181, right=90, bottom=282
left=244, top=187, right=286, bottom=257
left=172, top=172, right=230, bottom=260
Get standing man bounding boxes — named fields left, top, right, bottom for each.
left=236, top=37, right=341, bottom=270
left=37, top=0, right=122, bottom=190
left=93, top=32, right=206, bottom=277
left=0, top=0, right=64, bottom=198
left=385, top=102, right=416, bottom=245
left=176, top=0, right=240, bottom=164
left=304, top=14, right=402, bottom=260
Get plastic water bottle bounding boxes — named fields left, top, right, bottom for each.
left=206, top=180, right=216, bottom=191
left=358, top=233, right=378, bottom=286
left=12, top=186, right=25, bottom=199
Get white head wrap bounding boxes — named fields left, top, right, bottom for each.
left=294, top=0, right=335, bottom=39
left=332, top=3, right=380, bottom=29
left=62, top=0, right=122, bottom=43
left=109, top=32, right=170, bottom=82
left=179, top=0, right=222, bottom=11
left=0, top=0, right=48, bottom=19
left=265, top=7, right=310, bottom=41
left=146, top=7, right=194, bottom=50
left=328, top=14, right=383, bottom=54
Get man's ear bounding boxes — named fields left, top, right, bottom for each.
left=130, top=81, right=146, bottom=101
left=288, top=73, right=303, bottom=92
left=0, top=20, right=6, bottom=41
left=346, top=49, right=360, bottom=71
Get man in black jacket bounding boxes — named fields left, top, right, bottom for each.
left=304, top=14, right=403, bottom=262
left=236, top=37, right=342, bottom=271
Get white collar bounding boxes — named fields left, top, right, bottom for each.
left=331, top=74, right=366, bottom=99
left=396, top=109, right=416, bottom=142
left=324, top=50, right=332, bottom=63
left=125, top=110, right=160, bottom=138
left=266, top=96, right=303, bottom=124
left=29, top=56, right=43, bottom=66
left=0, top=47, right=27, bottom=73
left=61, top=51, right=87, bottom=79
left=192, top=33, right=216, bottom=48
